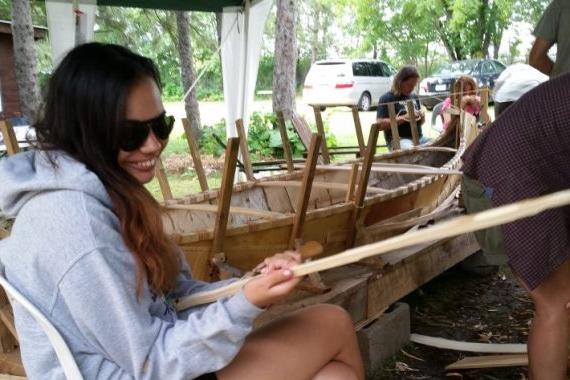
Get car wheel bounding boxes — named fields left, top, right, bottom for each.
left=358, top=92, right=372, bottom=111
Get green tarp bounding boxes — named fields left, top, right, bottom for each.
left=96, top=0, right=244, bottom=12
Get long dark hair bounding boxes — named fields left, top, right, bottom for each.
left=391, top=65, right=420, bottom=95
left=35, top=43, right=180, bottom=296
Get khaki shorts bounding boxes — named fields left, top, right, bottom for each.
left=461, top=175, right=505, bottom=256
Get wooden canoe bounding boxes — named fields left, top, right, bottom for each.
left=162, top=112, right=477, bottom=281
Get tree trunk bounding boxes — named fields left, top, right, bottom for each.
left=273, top=0, right=297, bottom=120
left=175, top=11, right=202, bottom=139
left=10, top=0, right=40, bottom=123
left=310, top=8, right=319, bottom=63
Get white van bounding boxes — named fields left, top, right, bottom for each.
left=302, top=59, right=395, bottom=111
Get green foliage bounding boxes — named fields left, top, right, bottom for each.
left=198, top=119, right=227, bottom=157
left=247, top=112, right=275, bottom=159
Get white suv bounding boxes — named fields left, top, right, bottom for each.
left=302, top=59, right=395, bottom=111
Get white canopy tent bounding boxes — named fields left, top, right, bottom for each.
left=45, top=0, right=272, bottom=137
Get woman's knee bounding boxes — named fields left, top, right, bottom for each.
left=297, top=304, right=355, bottom=336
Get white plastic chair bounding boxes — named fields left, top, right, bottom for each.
left=0, top=265, right=84, bottom=380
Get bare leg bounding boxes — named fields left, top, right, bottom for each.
left=517, top=258, right=570, bottom=380
left=218, top=304, right=364, bottom=380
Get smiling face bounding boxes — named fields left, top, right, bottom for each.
left=117, top=77, right=166, bottom=184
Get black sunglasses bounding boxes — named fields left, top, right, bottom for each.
left=119, top=112, right=175, bottom=152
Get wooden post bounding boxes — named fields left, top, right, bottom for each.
left=235, top=119, right=255, bottom=181
left=350, top=106, right=366, bottom=157
left=406, top=100, right=420, bottom=146
left=276, top=111, right=295, bottom=173
left=182, top=118, right=209, bottom=192
left=0, top=121, right=20, bottom=156
left=387, top=103, right=400, bottom=150
left=480, top=86, right=490, bottom=124
left=345, top=162, right=360, bottom=203
left=312, top=106, right=331, bottom=164
left=288, top=133, right=322, bottom=249
left=346, top=124, right=381, bottom=248
left=211, top=137, right=240, bottom=260
left=155, top=158, right=173, bottom=201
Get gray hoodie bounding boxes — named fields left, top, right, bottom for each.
left=0, top=150, right=263, bottom=379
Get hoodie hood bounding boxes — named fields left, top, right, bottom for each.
left=0, top=150, right=111, bottom=217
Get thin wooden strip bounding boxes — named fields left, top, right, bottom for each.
left=345, top=163, right=360, bottom=203
left=410, top=333, right=526, bottom=353
left=154, top=159, right=173, bottom=201
left=480, top=86, right=490, bottom=125
left=211, top=137, right=240, bottom=256
left=175, top=188, right=570, bottom=310
left=406, top=100, right=420, bottom=145
left=0, top=305, right=16, bottom=341
left=387, top=103, right=400, bottom=150
left=445, top=354, right=528, bottom=370
left=0, top=121, right=20, bottom=156
left=350, top=106, right=365, bottom=156
left=414, top=147, right=457, bottom=153
left=291, top=164, right=462, bottom=176
left=182, top=118, right=209, bottom=192
left=235, top=119, right=255, bottom=181
left=289, top=134, right=322, bottom=249
left=275, top=111, right=295, bottom=173
left=256, top=180, right=388, bottom=194
left=162, top=204, right=285, bottom=218
left=311, top=107, right=330, bottom=164
left=0, top=229, right=8, bottom=239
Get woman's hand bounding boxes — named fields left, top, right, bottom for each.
left=243, top=251, right=303, bottom=308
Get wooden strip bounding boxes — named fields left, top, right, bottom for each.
left=162, top=204, right=285, bottom=218
left=0, top=350, right=25, bottom=377
left=0, top=229, right=8, bottom=240
left=211, top=137, right=240, bottom=256
left=406, top=100, right=420, bottom=145
left=235, top=119, right=255, bottom=181
left=346, top=124, right=380, bottom=248
left=175, top=188, right=570, bottom=309
left=312, top=107, right=330, bottom=164
left=414, top=147, right=457, bottom=153
left=350, top=106, right=365, bottom=156
left=387, top=103, right=400, bottom=150
left=0, top=305, right=17, bottom=342
left=289, top=134, right=322, bottom=249
left=445, top=354, right=528, bottom=370
left=256, top=180, right=387, bottom=194
left=291, top=163, right=462, bottom=176
left=410, top=333, right=526, bottom=353
left=0, top=121, right=20, bottom=156
left=345, top=163, right=360, bottom=203
left=154, top=159, right=173, bottom=201
left=182, top=118, right=209, bottom=192
left=0, top=375, right=27, bottom=380
left=275, top=111, right=295, bottom=173
left=480, top=86, right=490, bottom=124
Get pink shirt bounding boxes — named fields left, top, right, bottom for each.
left=441, top=96, right=481, bottom=129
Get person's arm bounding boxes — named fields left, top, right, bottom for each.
left=376, top=96, right=407, bottom=130
left=529, top=36, right=555, bottom=75
left=56, top=247, right=264, bottom=379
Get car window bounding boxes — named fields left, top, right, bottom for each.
left=481, top=62, right=495, bottom=75
left=369, top=62, right=383, bottom=77
left=434, top=60, right=477, bottom=75
left=379, top=62, right=391, bottom=77
left=352, top=62, right=371, bottom=77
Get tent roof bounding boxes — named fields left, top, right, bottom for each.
left=96, top=0, right=244, bottom=12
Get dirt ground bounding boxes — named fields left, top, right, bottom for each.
left=371, top=263, right=532, bottom=380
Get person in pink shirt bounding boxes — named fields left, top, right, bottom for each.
left=441, top=75, right=481, bottom=129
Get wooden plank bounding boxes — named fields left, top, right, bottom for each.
left=387, top=103, right=400, bottom=150
left=182, top=118, right=209, bottom=192
left=163, top=204, right=285, bottom=219
left=0, top=305, right=17, bottom=342
left=0, top=121, right=20, bottom=156
left=345, top=163, right=360, bottom=203
left=0, top=229, right=8, bottom=240
left=350, top=106, right=365, bottom=156
left=311, top=107, right=331, bottom=164
left=445, top=354, right=528, bottom=370
left=256, top=180, right=387, bottom=194
left=154, top=159, right=173, bottom=201
left=0, top=292, right=17, bottom=354
left=289, top=134, right=322, bottom=249
left=0, top=374, right=27, bottom=380
left=479, top=86, right=490, bottom=124
left=346, top=124, right=380, bottom=248
left=406, top=100, right=420, bottom=145
left=211, top=137, right=240, bottom=257
left=0, top=350, right=25, bottom=377
left=235, top=119, right=255, bottom=181
left=275, top=111, right=295, bottom=173
left=291, top=163, right=462, bottom=176
left=410, top=333, right=526, bottom=353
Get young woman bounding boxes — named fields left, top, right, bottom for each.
left=376, top=65, right=428, bottom=150
left=440, top=75, right=481, bottom=129
left=0, top=43, right=364, bottom=380
left=462, top=72, right=570, bottom=380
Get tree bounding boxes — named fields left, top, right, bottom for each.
left=10, top=0, right=41, bottom=122
left=273, top=0, right=297, bottom=119
left=175, top=11, right=202, bottom=139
